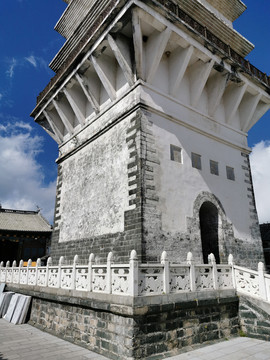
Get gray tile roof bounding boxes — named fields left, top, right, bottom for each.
left=0, top=209, right=52, bottom=232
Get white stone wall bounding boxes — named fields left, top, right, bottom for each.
left=58, top=118, right=130, bottom=242
left=151, top=112, right=253, bottom=241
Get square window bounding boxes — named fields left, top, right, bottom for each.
left=170, top=145, right=182, bottom=163
left=226, top=166, right=235, bottom=181
left=191, top=153, right=201, bottom=170
left=210, top=160, right=219, bottom=175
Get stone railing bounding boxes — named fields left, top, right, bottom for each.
left=0, top=251, right=269, bottom=302
left=233, top=262, right=270, bottom=302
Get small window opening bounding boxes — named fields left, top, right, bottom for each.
left=191, top=153, right=202, bottom=170
left=210, top=160, right=219, bottom=176
left=226, top=166, right=235, bottom=181
left=170, top=145, right=182, bottom=163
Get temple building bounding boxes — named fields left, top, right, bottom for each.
left=0, top=207, right=52, bottom=265
left=31, top=0, right=270, bottom=269
left=31, top=0, right=270, bottom=268
left=0, top=2, right=265, bottom=358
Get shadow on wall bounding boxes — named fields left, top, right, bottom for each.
left=0, top=353, right=8, bottom=360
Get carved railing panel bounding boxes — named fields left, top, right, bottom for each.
left=169, top=265, right=190, bottom=293
left=6, top=269, right=13, bottom=283
left=195, top=265, right=213, bottom=290
left=138, top=265, right=163, bottom=295
left=0, top=252, right=269, bottom=303
left=47, top=267, right=59, bottom=288
left=92, top=266, right=107, bottom=292
left=28, top=269, right=37, bottom=286
left=111, top=265, right=130, bottom=294
left=12, top=269, right=20, bottom=284
left=37, top=268, right=47, bottom=287
left=217, top=266, right=233, bottom=289
left=0, top=269, right=5, bottom=283
left=75, top=266, right=89, bottom=291
left=61, top=267, right=73, bottom=290
left=20, top=268, right=28, bottom=285
left=234, top=266, right=260, bottom=297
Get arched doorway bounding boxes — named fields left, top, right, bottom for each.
left=199, top=201, right=220, bottom=264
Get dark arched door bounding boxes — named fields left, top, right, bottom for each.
left=199, top=202, right=220, bottom=264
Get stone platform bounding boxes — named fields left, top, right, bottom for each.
left=1, top=319, right=270, bottom=360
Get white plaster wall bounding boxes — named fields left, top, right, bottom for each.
left=152, top=112, right=253, bottom=241
left=58, top=118, right=130, bottom=242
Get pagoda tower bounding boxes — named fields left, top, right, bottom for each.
left=31, top=0, right=270, bottom=268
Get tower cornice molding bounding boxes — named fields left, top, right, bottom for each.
left=32, top=0, right=269, bottom=121
left=31, top=1, right=270, bottom=151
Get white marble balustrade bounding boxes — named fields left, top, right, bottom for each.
left=0, top=251, right=269, bottom=302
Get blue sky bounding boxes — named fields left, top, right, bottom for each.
left=0, top=0, right=269, bottom=224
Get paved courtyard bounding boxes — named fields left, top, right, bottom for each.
left=0, top=319, right=107, bottom=360
left=169, top=336, right=270, bottom=360
left=1, top=319, right=270, bottom=359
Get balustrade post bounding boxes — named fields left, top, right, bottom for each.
left=46, top=257, right=52, bottom=287
left=209, top=254, right=218, bottom=290
left=107, top=252, right=113, bottom=294
left=258, top=262, right=267, bottom=301
left=12, top=260, right=16, bottom=283
left=187, top=252, right=196, bottom=291
left=58, top=256, right=65, bottom=289
left=161, top=251, right=170, bottom=294
left=36, top=258, right=41, bottom=286
left=129, top=250, right=138, bottom=297
left=2, top=262, right=6, bottom=283
left=19, top=260, right=23, bottom=284
left=26, top=259, right=32, bottom=285
left=6, top=261, right=10, bottom=283
left=228, top=254, right=236, bottom=289
left=88, top=254, right=95, bottom=292
left=0, top=261, right=3, bottom=282
left=71, top=255, right=79, bottom=290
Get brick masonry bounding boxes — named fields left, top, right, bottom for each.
left=50, top=109, right=144, bottom=264
left=239, top=295, right=270, bottom=341
left=49, top=107, right=265, bottom=270
left=132, top=297, right=239, bottom=359
left=139, top=114, right=264, bottom=269
left=7, top=283, right=240, bottom=360
left=30, top=297, right=134, bottom=360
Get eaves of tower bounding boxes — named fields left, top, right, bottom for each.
left=31, top=0, right=269, bottom=118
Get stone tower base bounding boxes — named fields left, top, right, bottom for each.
left=6, top=284, right=239, bottom=359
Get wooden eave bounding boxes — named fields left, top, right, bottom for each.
left=31, top=0, right=269, bottom=119
left=205, top=0, right=246, bottom=22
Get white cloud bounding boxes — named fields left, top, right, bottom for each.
left=0, top=123, right=56, bottom=223
left=4, top=54, right=50, bottom=82
left=25, top=55, right=37, bottom=68
left=6, top=58, right=17, bottom=78
left=250, top=141, right=270, bottom=224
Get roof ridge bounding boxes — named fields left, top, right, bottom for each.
left=37, top=211, right=53, bottom=229
left=0, top=208, right=38, bottom=215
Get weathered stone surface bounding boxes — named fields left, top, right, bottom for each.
left=239, top=295, right=270, bottom=341
left=4, top=283, right=241, bottom=359
left=43, top=0, right=266, bottom=271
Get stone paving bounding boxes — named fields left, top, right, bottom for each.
left=1, top=319, right=270, bottom=360
left=0, top=319, right=108, bottom=360
left=168, top=337, right=270, bottom=360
